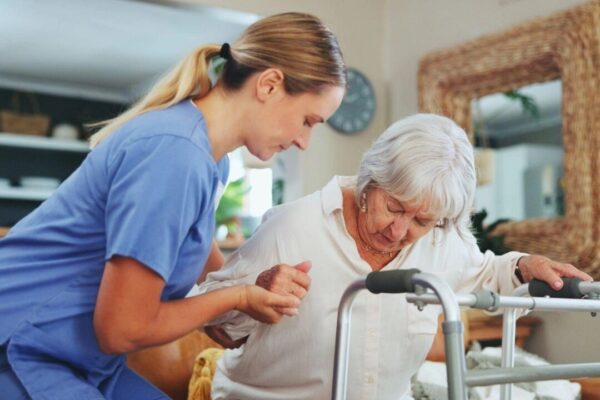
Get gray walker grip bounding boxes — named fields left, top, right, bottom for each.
left=365, top=268, right=421, bottom=294
left=528, top=277, right=584, bottom=298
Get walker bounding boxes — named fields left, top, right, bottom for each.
left=331, top=269, right=600, bottom=400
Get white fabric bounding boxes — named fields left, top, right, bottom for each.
left=467, top=347, right=581, bottom=400
left=198, top=176, right=526, bottom=400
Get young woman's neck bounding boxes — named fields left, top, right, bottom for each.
left=193, top=85, right=247, bottom=161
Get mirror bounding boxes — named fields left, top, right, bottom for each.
left=418, top=2, right=600, bottom=277
left=473, top=80, right=563, bottom=223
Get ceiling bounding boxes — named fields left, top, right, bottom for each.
left=0, top=0, right=259, bottom=103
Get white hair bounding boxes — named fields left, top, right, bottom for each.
left=356, top=113, right=476, bottom=243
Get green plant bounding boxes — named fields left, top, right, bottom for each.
left=474, top=89, right=540, bottom=146
left=471, top=209, right=512, bottom=255
left=503, top=90, right=540, bottom=119
left=215, top=178, right=250, bottom=235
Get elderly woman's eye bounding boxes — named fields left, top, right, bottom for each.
left=387, top=203, right=404, bottom=214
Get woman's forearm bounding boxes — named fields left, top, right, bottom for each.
left=95, top=256, right=297, bottom=354
left=123, top=286, right=243, bottom=352
left=95, top=256, right=243, bottom=354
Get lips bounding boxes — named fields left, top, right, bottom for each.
left=378, top=233, right=407, bottom=249
left=378, top=233, right=394, bottom=243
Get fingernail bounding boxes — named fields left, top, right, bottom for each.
left=554, top=281, right=563, bottom=289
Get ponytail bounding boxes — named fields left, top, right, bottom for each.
left=89, top=45, right=220, bottom=148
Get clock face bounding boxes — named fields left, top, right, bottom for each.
left=328, top=67, right=376, bottom=134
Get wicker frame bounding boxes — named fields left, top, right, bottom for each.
left=418, top=1, right=600, bottom=276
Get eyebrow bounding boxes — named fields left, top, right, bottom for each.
left=391, top=198, right=435, bottom=219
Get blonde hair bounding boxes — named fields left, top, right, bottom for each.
left=90, top=12, right=346, bottom=148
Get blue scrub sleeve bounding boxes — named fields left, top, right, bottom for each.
left=105, top=135, right=215, bottom=281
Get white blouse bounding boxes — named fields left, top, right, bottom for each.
left=198, top=176, right=525, bottom=400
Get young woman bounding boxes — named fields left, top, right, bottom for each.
left=0, top=12, right=346, bottom=399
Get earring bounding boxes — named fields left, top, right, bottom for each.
left=431, top=228, right=439, bottom=245
left=360, top=192, right=367, bottom=212
left=431, top=220, right=446, bottom=245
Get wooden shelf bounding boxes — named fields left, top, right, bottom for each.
left=427, top=310, right=542, bottom=362
left=0, top=132, right=89, bottom=153
left=466, top=309, right=541, bottom=347
left=573, top=377, right=600, bottom=399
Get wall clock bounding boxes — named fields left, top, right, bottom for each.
left=327, top=67, right=376, bottom=134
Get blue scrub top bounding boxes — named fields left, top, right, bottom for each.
left=0, top=100, right=229, bottom=399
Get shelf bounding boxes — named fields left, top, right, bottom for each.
left=0, top=186, right=53, bottom=201
left=0, top=132, right=89, bottom=153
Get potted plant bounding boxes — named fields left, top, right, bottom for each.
left=215, top=177, right=249, bottom=241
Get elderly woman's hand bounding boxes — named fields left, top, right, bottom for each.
left=517, top=255, right=593, bottom=290
left=256, top=261, right=312, bottom=314
left=204, top=325, right=248, bottom=349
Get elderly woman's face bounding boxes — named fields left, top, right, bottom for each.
left=360, top=187, right=439, bottom=252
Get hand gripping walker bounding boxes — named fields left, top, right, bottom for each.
left=331, top=269, right=600, bottom=400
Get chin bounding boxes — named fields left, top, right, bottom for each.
left=257, top=152, right=275, bottom=161
left=244, top=149, right=276, bottom=169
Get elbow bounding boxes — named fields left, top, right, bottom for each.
left=95, top=328, right=138, bottom=355
left=94, top=317, right=144, bottom=354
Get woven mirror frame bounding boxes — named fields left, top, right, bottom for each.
left=418, top=2, right=600, bottom=277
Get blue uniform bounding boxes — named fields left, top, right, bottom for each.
left=0, top=100, right=229, bottom=399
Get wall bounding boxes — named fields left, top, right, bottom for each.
left=186, top=0, right=388, bottom=197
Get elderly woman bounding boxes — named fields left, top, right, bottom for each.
left=198, top=114, right=592, bottom=400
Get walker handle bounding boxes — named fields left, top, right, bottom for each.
left=528, top=277, right=584, bottom=298
left=366, top=269, right=421, bottom=294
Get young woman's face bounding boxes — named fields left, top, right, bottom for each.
left=246, top=81, right=345, bottom=161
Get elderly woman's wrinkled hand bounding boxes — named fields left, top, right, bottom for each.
left=256, top=261, right=312, bottom=314
left=517, top=254, right=593, bottom=290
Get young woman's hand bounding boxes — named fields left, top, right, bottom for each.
left=235, top=284, right=301, bottom=323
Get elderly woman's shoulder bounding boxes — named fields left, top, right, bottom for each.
left=261, top=191, right=324, bottom=227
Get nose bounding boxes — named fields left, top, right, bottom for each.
left=388, top=216, right=409, bottom=241
left=293, top=130, right=312, bottom=150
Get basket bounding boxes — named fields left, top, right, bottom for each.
left=0, top=93, right=50, bottom=136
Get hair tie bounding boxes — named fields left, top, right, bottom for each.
left=219, top=43, right=231, bottom=60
